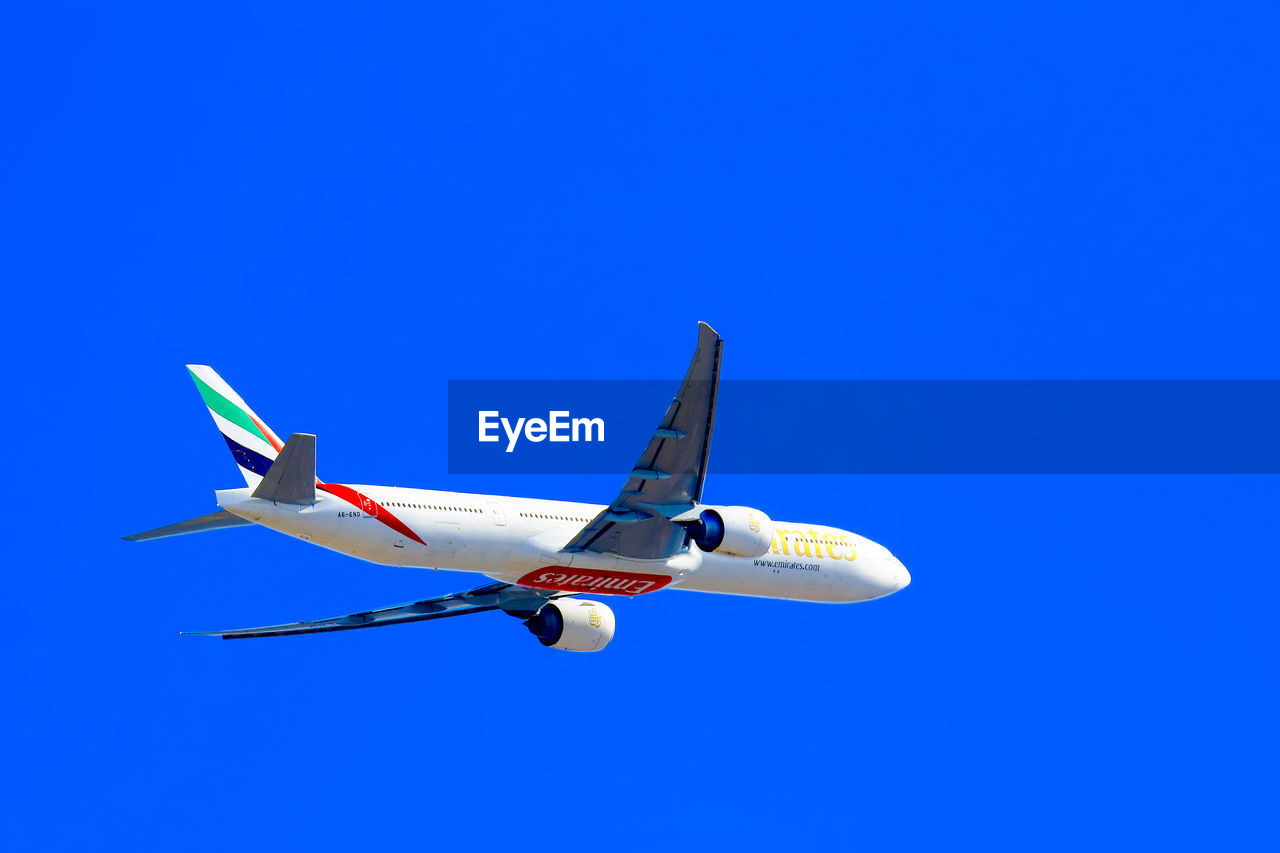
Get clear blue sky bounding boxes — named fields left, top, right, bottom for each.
left=3, top=2, right=1277, bottom=849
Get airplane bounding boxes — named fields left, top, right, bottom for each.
left=125, top=322, right=910, bottom=651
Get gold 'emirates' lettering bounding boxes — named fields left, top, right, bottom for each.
left=770, top=528, right=857, bottom=561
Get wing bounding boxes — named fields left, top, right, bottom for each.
left=563, top=321, right=722, bottom=560
left=183, top=582, right=556, bottom=639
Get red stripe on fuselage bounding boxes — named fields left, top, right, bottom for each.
left=317, top=483, right=428, bottom=547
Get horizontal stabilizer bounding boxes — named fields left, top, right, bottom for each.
left=123, top=509, right=253, bottom=542
left=251, top=433, right=316, bottom=506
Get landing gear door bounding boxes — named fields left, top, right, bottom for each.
left=486, top=501, right=506, bottom=526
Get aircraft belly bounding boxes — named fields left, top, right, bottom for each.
left=301, top=510, right=401, bottom=563
left=673, top=551, right=856, bottom=602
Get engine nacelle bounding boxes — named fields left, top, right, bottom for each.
left=684, top=505, right=774, bottom=558
left=524, top=599, right=615, bottom=652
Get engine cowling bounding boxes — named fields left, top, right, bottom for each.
left=524, top=599, right=615, bottom=652
left=684, top=505, right=774, bottom=558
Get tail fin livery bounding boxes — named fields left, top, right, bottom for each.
left=187, top=365, right=285, bottom=488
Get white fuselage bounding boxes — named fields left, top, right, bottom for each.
left=216, top=485, right=910, bottom=604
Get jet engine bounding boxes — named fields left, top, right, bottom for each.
left=682, top=505, right=774, bottom=558
left=523, top=599, right=615, bottom=652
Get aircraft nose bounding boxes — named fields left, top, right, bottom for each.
left=891, top=558, right=911, bottom=591
left=850, top=542, right=912, bottom=600
left=878, top=555, right=910, bottom=595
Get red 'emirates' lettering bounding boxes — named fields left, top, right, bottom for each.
left=516, top=567, right=672, bottom=595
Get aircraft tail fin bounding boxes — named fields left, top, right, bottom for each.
left=186, top=365, right=285, bottom=488
left=123, top=509, right=253, bottom=542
